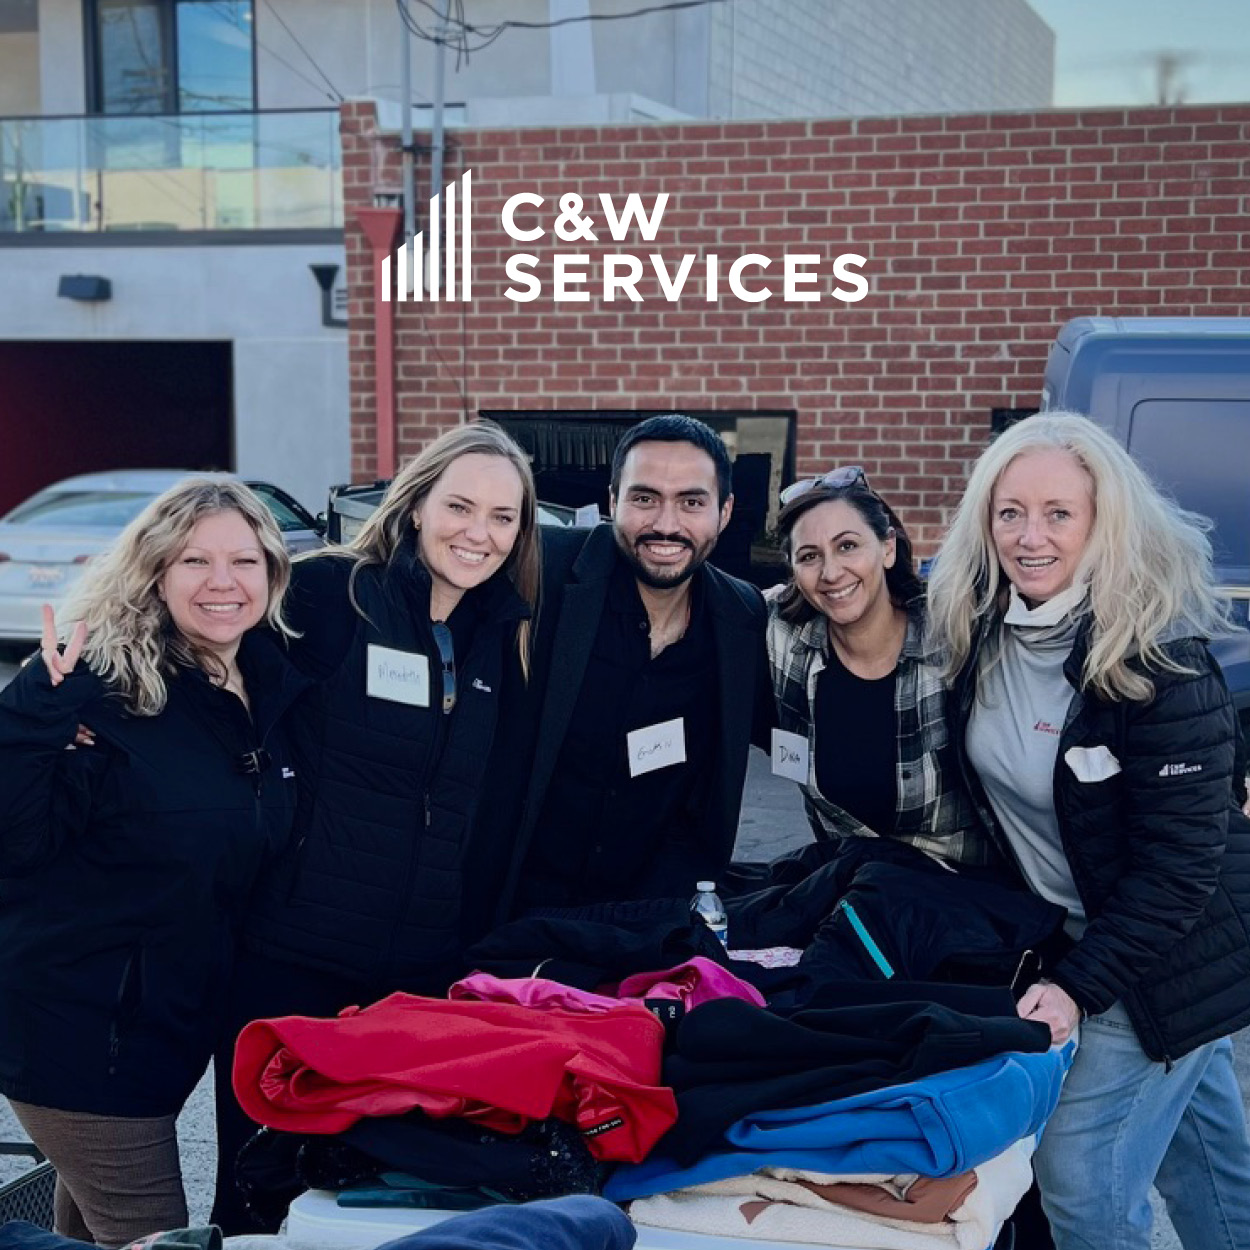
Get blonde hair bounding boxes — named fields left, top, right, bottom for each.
left=927, top=412, right=1231, bottom=702
left=333, top=421, right=539, bottom=672
left=64, top=478, right=292, bottom=715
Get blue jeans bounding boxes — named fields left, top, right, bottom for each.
left=1033, top=1001, right=1250, bottom=1250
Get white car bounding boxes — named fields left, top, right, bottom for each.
left=0, top=470, right=324, bottom=653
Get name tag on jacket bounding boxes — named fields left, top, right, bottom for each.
left=627, top=718, right=687, bottom=777
left=1064, top=744, right=1121, bottom=783
left=366, top=644, right=430, bottom=707
left=771, top=729, right=809, bottom=783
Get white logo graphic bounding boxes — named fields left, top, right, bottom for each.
left=1158, top=762, right=1203, bottom=776
left=382, top=170, right=473, bottom=303
left=472, top=678, right=492, bottom=693
left=378, top=167, right=870, bottom=306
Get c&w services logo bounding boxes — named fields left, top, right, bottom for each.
left=380, top=169, right=868, bottom=307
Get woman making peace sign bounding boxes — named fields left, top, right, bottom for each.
left=0, top=479, right=309, bottom=1245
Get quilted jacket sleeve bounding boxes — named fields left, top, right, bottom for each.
left=1051, top=640, right=1238, bottom=1015
left=0, top=657, right=109, bottom=875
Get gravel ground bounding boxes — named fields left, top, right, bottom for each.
left=1, top=656, right=1246, bottom=1246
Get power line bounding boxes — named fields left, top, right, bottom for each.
left=198, top=0, right=343, bottom=103
left=408, top=0, right=727, bottom=36
left=397, top=0, right=729, bottom=57
left=259, top=0, right=345, bottom=101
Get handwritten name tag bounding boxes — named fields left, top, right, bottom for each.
left=627, top=717, right=687, bottom=778
left=366, top=644, right=430, bottom=707
left=771, top=728, right=810, bottom=784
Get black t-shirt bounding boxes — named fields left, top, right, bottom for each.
left=813, top=645, right=898, bottom=836
left=519, top=557, right=719, bottom=909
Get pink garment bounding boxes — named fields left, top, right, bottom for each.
left=450, top=974, right=624, bottom=1014
left=452, top=958, right=765, bottom=1014
left=615, top=957, right=767, bottom=1008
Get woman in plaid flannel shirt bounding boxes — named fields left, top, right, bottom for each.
left=766, top=469, right=996, bottom=869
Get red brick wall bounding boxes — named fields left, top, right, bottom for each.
left=341, top=100, right=1250, bottom=550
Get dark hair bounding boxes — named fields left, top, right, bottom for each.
left=774, top=480, right=925, bottom=623
left=610, top=414, right=733, bottom=504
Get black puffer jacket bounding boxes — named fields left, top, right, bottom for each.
left=0, top=631, right=308, bottom=1115
left=242, top=540, right=529, bottom=988
left=952, top=620, right=1250, bottom=1061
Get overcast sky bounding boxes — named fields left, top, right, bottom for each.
left=1028, top=0, right=1250, bottom=105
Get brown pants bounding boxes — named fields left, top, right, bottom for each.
left=8, top=1100, right=187, bottom=1248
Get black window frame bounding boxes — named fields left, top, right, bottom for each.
left=84, top=0, right=259, bottom=115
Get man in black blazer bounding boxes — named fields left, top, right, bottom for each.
left=483, top=414, right=775, bottom=923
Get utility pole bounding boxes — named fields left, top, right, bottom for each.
left=431, top=0, right=450, bottom=201
left=400, top=2, right=416, bottom=245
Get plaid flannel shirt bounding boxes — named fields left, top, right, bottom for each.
left=766, top=598, right=995, bottom=867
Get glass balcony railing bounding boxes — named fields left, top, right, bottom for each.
left=0, top=109, right=341, bottom=234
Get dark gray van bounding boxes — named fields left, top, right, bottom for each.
left=1041, top=316, right=1250, bottom=730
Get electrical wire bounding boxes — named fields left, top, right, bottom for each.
left=259, top=0, right=345, bottom=101
left=415, top=304, right=471, bottom=417
left=397, top=0, right=728, bottom=58
left=408, top=0, right=727, bottom=36
left=193, top=0, right=341, bottom=103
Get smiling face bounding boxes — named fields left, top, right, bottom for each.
left=990, top=447, right=1096, bottom=606
left=159, top=509, right=270, bottom=664
left=789, top=498, right=897, bottom=629
left=413, top=452, right=524, bottom=617
left=610, top=440, right=733, bottom=590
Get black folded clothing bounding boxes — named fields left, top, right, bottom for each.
left=655, top=989, right=1051, bottom=1165
left=235, top=1113, right=602, bottom=1225
left=465, top=897, right=728, bottom=988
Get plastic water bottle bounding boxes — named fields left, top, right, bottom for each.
left=691, top=880, right=728, bottom=948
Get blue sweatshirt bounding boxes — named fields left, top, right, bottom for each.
left=607, top=1042, right=1075, bottom=1201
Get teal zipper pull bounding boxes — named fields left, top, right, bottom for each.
left=837, top=899, right=896, bottom=979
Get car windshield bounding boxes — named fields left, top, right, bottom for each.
left=3, top=490, right=157, bottom=528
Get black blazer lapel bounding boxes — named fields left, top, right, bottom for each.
left=521, top=527, right=616, bottom=841
left=709, top=571, right=759, bottom=865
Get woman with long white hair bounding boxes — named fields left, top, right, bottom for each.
left=0, top=478, right=308, bottom=1245
left=928, top=412, right=1250, bottom=1249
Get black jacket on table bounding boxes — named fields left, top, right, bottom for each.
left=242, top=537, right=529, bottom=989
left=951, top=617, right=1250, bottom=1062
left=479, top=524, right=773, bottom=928
left=0, top=630, right=308, bottom=1116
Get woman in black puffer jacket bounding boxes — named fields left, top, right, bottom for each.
left=928, top=412, right=1250, bottom=1250
left=0, top=480, right=308, bottom=1245
left=210, top=421, right=541, bottom=1233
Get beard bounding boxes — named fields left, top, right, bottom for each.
left=613, top=527, right=716, bottom=589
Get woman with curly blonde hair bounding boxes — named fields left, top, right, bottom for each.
left=0, top=478, right=309, bottom=1245
left=212, top=420, right=541, bottom=1231
left=928, top=412, right=1250, bottom=1250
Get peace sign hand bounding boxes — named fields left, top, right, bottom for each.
left=40, top=603, right=87, bottom=689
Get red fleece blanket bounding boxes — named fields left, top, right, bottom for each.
left=233, top=991, right=677, bottom=1162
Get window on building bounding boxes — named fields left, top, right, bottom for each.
left=91, top=0, right=255, bottom=114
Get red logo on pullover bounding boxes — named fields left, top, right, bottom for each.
left=1034, top=720, right=1060, bottom=736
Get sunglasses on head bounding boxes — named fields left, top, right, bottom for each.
left=780, top=465, right=871, bottom=507
left=431, top=621, right=456, bottom=715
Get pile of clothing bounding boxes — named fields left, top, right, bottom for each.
left=232, top=848, right=1076, bottom=1247
left=604, top=987, right=1074, bottom=1248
